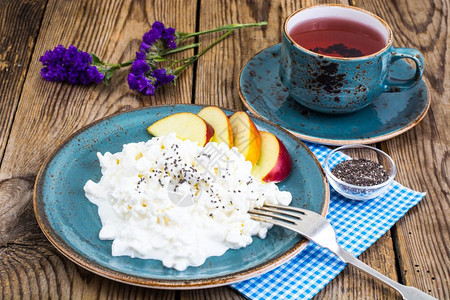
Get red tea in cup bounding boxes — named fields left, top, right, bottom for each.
left=288, top=17, right=386, bottom=57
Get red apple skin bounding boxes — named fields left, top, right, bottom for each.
left=262, top=136, right=292, bottom=183
left=205, top=121, right=215, bottom=145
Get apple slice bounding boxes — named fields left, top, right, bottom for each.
left=252, top=131, right=292, bottom=183
left=147, top=112, right=214, bottom=146
left=197, top=106, right=233, bottom=147
left=229, top=111, right=261, bottom=165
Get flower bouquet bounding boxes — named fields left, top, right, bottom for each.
left=39, top=21, right=266, bottom=95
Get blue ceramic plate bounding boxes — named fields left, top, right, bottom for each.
left=239, top=44, right=431, bottom=145
left=33, top=104, right=329, bottom=289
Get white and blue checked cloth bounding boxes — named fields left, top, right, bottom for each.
left=232, top=142, right=426, bottom=300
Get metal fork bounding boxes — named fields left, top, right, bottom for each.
left=249, top=204, right=437, bottom=300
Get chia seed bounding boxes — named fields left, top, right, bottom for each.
left=332, top=158, right=389, bottom=186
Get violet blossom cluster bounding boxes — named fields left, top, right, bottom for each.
left=140, top=21, right=177, bottom=52
left=39, top=45, right=104, bottom=85
left=127, top=52, right=175, bottom=96
left=127, top=22, right=176, bottom=95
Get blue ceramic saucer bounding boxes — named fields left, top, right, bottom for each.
left=239, top=44, right=430, bottom=145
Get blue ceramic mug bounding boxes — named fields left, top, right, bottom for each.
left=279, top=4, right=425, bottom=114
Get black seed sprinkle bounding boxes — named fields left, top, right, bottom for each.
left=332, top=158, right=389, bottom=186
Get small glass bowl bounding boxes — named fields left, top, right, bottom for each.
left=324, top=145, right=396, bottom=201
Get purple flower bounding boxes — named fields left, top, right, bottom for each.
left=130, top=52, right=151, bottom=74
left=162, top=26, right=176, bottom=49
left=141, top=26, right=162, bottom=52
left=128, top=52, right=156, bottom=95
left=39, top=45, right=104, bottom=85
left=140, top=21, right=177, bottom=53
left=151, top=68, right=175, bottom=87
left=127, top=73, right=155, bottom=95
left=140, top=42, right=151, bottom=53
left=127, top=51, right=175, bottom=95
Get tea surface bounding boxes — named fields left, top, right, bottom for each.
left=289, top=17, right=386, bottom=57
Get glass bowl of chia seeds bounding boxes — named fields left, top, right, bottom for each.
left=324, top=145, right=396, bottom=200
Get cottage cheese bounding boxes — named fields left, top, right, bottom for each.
left=84, top=133, right=292, bottom=271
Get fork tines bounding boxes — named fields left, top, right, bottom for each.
left=248, top=204, right=306, bottom=227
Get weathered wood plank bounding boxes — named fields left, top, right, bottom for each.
left=0, top=0, right=48, bottom=165
left=190, top=0, right=401, bottom=299
left=181, top=287, right=244, bottom=300
left=0, top=0, right=197, bottom=180
left=0, top=0, right=197, bottom=298
left=353, top=1, right=449, bottom=299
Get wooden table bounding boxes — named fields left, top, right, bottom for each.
left=1, top=0, right=448, bottom=299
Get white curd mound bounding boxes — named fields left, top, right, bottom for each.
left=84, top=133, right=292, bottom=271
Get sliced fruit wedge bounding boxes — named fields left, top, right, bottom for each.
left=197, top=106, right=233, bottom=147
left=229, top=111, right=261, bottom=165
left=252, top=131, right=292, bottom=183
left=147, top=112, right=214, bottom=146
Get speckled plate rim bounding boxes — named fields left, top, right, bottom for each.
left=238, top=44, right=431, bottom=146
left=33, top=104, right=329, bottom=290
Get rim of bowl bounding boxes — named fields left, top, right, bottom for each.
left=324, top=144, right=396, bottom=190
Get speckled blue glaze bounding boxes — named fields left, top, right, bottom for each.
left=279, top=7, right=424, bottom=114
left=34, top=104, right=329, bottom=288
left=239, top=44, right=430, bottom=145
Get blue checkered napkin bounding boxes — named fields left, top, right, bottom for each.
left=232, top=143, right=426, bottom=300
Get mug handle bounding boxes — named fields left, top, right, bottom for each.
left=383, top=48, right=424, bottom=92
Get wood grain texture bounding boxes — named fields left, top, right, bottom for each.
left=181, top=287, right=244, bottom=300
left=0, top=0, right=197, bottom=180
left=354, top=1, right=449, bottom=299
left=0, top=0, right=47, bottom=165
left=0, top=0, right=196, bottom=298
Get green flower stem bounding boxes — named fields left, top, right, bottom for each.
left=178, top=21, right=267, bottom=39
left=104, top=60, right=133, bottom=68
left=118, top=60, right=133, bottom=67
left=97, top=21, right=265, bottom=85
left=166, top=57, right=192, bottom=69
left=160, top=42, right=201, bottom=56
left=142, top=43, right=202, bottom=63
left=174, top=30, right=233, bottom=76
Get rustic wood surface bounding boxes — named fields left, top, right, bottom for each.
left=0, top=0, right=448, bottom=299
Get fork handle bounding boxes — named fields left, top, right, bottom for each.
left=335, top=247, right=437, bottom=300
